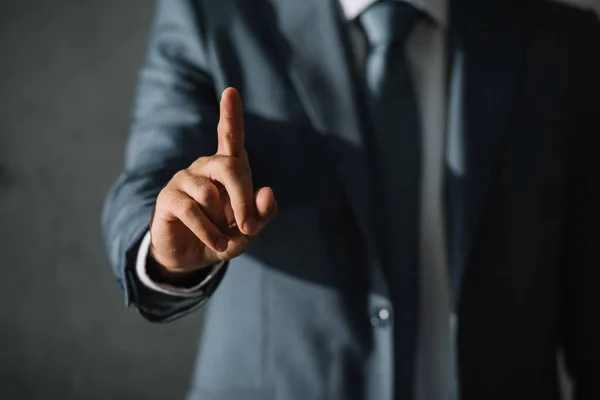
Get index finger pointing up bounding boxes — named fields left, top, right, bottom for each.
left=217, top=87, right=245, bottom=158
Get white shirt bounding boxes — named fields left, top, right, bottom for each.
left=137, top=0, right=460, bottom=398
left=135, top=231, right=225, bottom=298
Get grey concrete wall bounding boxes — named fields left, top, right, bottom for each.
left=0, top=1, right=203, bottom=399
left=1, top=1, right=599, bottom=400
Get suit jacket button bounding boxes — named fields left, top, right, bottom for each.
left=371, top=307, right=392, bottom=327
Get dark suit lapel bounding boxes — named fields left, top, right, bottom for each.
left=268, top=0, right=388, bottom=287
left=449, top=0, right=525, bottom=285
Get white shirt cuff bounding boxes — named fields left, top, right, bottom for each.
left=135, top=231, right=225, bottom=298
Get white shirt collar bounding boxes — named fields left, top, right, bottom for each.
left=339, top=0, right=448, bottom=26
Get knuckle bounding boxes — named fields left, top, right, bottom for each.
left=156, top=190, right=183, bottom=220
left=166, top=193, right=193, bottom=216
left=162, top=191, right=179, bottom=209
left=189, top=156, right=209, bottom=171
left=217, top=155, right=241, bottom=175
left=195, top=184, right=218, bottom=205
left=218, top=118, right=234, bottom=131
left=185, top=172, right=206, bottom=188
left=156, top=188, right=175, bottom=207
left=179, top=199, right=198, bottom=219
left=218, top=120, right=230, bottom=133
left=236, top=197, right=253, bottom=208
left=173, top=169, right=191, bottom=184
left=223, top=130, right=235, bottom=143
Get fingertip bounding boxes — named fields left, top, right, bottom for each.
left=256, top=187, right=276, bottom=218
left=221, top=86, right=234, bottom=100
left=216, top=237, right=229, bottom=252
left=220, top=88, right=233, bottom=118
left=220, top=87, right=242, bottom=122
left=221, top=87, right=240, bottom=103
left=242, top=217, right=258, bottom=235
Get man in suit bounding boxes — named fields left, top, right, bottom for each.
left=102, top=0, right=600, bottom=398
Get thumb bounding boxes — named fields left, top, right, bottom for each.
left=255, top=187, right=277, bottom=229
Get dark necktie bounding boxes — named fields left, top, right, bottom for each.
left=359, top=2, right=422, bottom=398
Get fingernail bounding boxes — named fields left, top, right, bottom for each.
left=243, top=218, right=258, bottom=234
left=216, top=238, right=228, bottom=252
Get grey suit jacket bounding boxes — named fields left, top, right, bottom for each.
left=102, top=0, right=600, bottom=399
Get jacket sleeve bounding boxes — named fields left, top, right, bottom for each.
left=562, top=10, right=600, bottom=400
left=101, top=0, right=224, bottom=323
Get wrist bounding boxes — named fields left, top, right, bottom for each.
left=147, top=247, right=216, bottom=287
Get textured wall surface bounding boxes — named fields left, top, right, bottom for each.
left=0, top=1, right=598, bottom=400
left=0, top=2, right=204, bottom=399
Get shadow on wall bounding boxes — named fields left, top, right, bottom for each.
left=0, top=1, right=205, bottom=400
